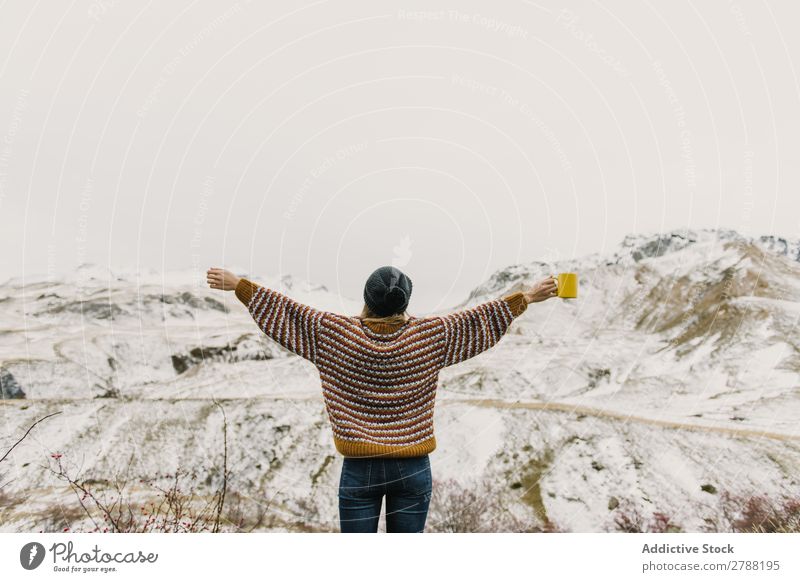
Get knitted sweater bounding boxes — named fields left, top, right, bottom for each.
left=235, top=277, right=528, bottom=458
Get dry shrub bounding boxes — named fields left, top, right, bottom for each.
left=427, top=476, right=562, bottom=533
left=702, top=490, right=800, bottom=533
left=611, top=489, right=800, bottom=533
left=221, top=490, right=272, bottom=532
left=0, top=477, right=23, bottom=526
left=610, top=499, right=682, bottom=533
left=42, top=400, right=236, bottom=533
left=46, top=458, right=231, bottom=533
left=288, top=496, right=338, bottom=532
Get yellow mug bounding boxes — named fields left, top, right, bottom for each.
left=556, top=273, right=578, bottom=298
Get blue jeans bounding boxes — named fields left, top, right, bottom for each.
left=338, top=455, right=432, bottom=533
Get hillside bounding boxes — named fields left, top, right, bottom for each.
left=1, top=228, right=798, bottom=532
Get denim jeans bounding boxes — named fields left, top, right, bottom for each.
left=338, top=454, right=432, bottom=533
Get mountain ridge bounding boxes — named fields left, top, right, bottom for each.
left=1, top=226, right=798, bottom=533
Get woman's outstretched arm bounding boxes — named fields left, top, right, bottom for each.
left=207, top=267, right=328, bottom=364
left=439, top=275, right=558, bottom=367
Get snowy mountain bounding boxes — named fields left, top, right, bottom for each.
left=1, top=228, right=799, bottom=532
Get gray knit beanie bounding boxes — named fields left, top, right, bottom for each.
left=363, top=266, right=413, bottom=317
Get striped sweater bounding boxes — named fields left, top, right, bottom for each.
left=235, top=278, right=528, bottom=458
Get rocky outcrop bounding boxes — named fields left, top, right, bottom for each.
left=157, top=291, right=229, bottom=313
left=757, top=235, right=800, bottom=262
left=0, top=367, right=25, bottom=399
left=38, top=297, right=125, bottom=320
left=34, top=290, right=229, bottom=321
left=171, top=334, right=276, bottom=374
left=617, top=230, right=700, bottom=262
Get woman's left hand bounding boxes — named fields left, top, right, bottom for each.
left=207, top=268, right=240, bottom=291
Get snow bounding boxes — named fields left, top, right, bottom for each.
left=2, top=228, right=799, bottom=532
left=434, top=405, right=505, bottom=481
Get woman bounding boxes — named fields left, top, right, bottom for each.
left=207, top=265, right=559, bottom=532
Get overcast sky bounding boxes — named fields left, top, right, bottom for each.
left=1, top=0, right=798, bottom=311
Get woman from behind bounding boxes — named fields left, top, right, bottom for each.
left=207, top=265, right=559, bottom=532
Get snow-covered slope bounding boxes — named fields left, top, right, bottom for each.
left=1, top=228, right=799, bottom=532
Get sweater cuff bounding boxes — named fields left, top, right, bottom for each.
left=235, top=277, right=258, bottom=307
left=502, top=291, right=528, bottom=318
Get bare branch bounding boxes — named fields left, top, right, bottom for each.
left=211, top=398, right=229, bottom=533
left=0, top=411, right=63, bottom=464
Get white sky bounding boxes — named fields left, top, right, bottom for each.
left=1, top=0, right=799, bottom=312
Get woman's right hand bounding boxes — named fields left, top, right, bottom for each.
left=523, top=275, right=559, bottom=303
left=207, top=267, right=241, bottom=291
